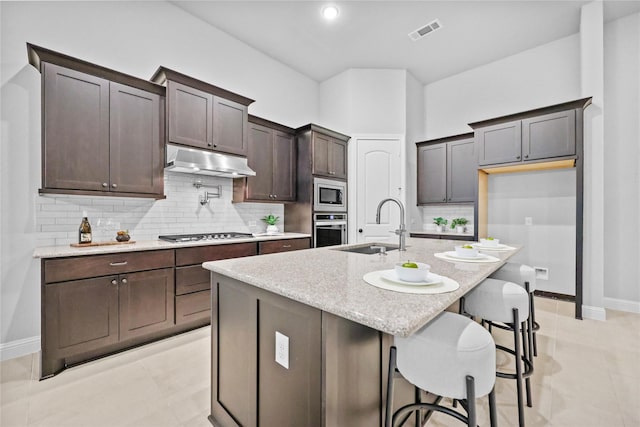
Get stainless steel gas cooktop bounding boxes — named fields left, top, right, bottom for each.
left=158, top=232, right=254, bottom=243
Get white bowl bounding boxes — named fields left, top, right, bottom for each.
left=394, top=262, right=430, bottom=282
left=454, top=245, right=479, bottom=258
left=480, top=238, right=500, bottom=247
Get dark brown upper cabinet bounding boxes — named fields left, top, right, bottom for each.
left=295, top=124, right=349, bottom=181
left=28, top=43, right=166, bottom=199
left=233, top=116, right=296, bottom=202
left=151, top=67, right=254, bottom=157
left=473, top=106, right=578, bottom=167
left=416, top=133, right=476, bottom=205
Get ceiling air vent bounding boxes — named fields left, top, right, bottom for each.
left=408, top=19, right=443, bottom=41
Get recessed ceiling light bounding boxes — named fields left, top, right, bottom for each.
left=322, top=5, right=339, bottom=20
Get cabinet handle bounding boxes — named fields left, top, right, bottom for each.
left=109, top=261, right=128, bottom=266
left=111, top=183, right=118, bottom=188
left=111, top=279, right=117, bottom=285
left=443, top=198, right=446, bottom=202
left=516, top=156, right=521, bottom=160
left=102, top=183, right=108, bottom=188
left=207, top=143, right=212, bottom=147
left=213, top=144, right=217, bottom=148
left=358, top=229, right=363, bottom=233
left=282, top=245, right=292, bottom=248
left=273, top=194, right=277, bottom=198
left=121, top=278, right=128, bottom=284
left=524, top=154, right=529, bottom=159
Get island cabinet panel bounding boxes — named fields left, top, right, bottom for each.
left=119, top=268, right=174, bottom=341
left=44, top=276, right=119, bottom=358
left=43, top=63, right=110, bottom=192
left=258, top=297, right=322, bottom=427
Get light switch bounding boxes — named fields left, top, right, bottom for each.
left=275, top=331, right=289, bottom=369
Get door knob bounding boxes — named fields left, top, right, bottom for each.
left=358, top=228, right=363, bottom=233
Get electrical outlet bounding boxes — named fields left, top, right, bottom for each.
left=525, top=217, right=533, bottom=226
left=275, top=331, right=289, bottom=369
left=534, top=266, right=549, bottom=280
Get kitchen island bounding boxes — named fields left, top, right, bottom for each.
left=203, top=237, right=519, bottom=427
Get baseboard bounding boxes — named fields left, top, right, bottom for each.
left=581, top=305, right=607, bottom=321
left=604, top=297, right=640, bottom=314
left=0, top=336, right=40, bottom=362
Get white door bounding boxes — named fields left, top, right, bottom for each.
left=354, top=138, right=403, bottom=243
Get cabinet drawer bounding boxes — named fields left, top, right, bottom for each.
left=176, top=290, right=211, bottom=325
left=175, top=242, right=257, bottom=266
left=258, top=238, right=311, bottom=255
left=44, top=250, right=175, bottom=283
left=176, top=265, right=210, bottom=295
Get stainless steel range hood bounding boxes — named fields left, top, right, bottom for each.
left=165, top=144, right=256, bottom=178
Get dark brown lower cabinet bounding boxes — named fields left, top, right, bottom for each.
left=210, top=275, right=419, bottom=427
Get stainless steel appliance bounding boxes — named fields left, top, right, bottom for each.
left=314, top=213, right=347, bottom=248
left=158, top=232, right=253, bottom=243
left=313, top=177, right=346, bottom=212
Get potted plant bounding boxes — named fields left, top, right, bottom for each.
left=433, top=217, right=448, bottom=233
left=262, top=214, right=280, bottom=234
left=451, top=218, right=468, bottom=233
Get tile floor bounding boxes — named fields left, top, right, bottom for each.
left=0, top=298, right=639, bottom=427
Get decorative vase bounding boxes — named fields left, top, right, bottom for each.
left=456, top=225, right=465, bottom=233
left=266, top=225, right=279, bottom=234
left=438, top=225, right=446, bottom=233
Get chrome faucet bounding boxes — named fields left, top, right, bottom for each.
left=375, top=198, right=406, bottom=251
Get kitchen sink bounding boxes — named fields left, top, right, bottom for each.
left=333, top=243, right=399, bottom=254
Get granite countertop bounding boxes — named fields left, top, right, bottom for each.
left=33, top=233, right=311, bottom=259
left=203, top=237, right=519, bottom=337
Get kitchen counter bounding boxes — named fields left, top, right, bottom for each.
left=410, top=229, right=475, bottom=238
left=204, top=237, right=520, bottom=427
left=32, top=233, right=311, bottom=259
left=203, top=237, right=518, bottom=337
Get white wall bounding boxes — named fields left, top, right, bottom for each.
left=424, top=34, right=581, bottom=139
left=404, top=72, right=425, bottom=230
left=603, top=12, right=640, bottom=311
left=488, top=170, right=576, bottom=296
left=0, top=1, right=319, bottom=357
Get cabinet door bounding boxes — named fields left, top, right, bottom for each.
left=110, top=82, right=163, bottom=195
left=43, top=63, right=110, bottom=191
left=272, top=131, right=296, bottom=201
left=44, top=276, right=119, bottom=358
left=312, top=133, right=331, bottom=177
left=417, top=143, right=447, bottom=204
left=476, top=120, right=522, bottom=166
left=447, top=138, right=476, bottom=203
left=213, top=96, right=249, bottom=156
left=522, top=110, right=576, bottom=161
left=246, top=123, right=274, bottom=200
left=329, top=138, right=348, bottom=179
left=119, top=268, right=175, bottom=341
left=167, top=81, right=213, bottom=149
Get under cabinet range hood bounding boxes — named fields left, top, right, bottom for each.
left=165, top=144, right=256, bottom=178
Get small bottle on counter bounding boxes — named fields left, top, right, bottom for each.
left=79, top=211, right=92, bottom=244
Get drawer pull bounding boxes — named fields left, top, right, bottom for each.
left=109, top=261, right=128, bottom=266
left=121, top=278, right=128, bottom=284
left=111, top=279, right=117, bottom=285
left=282, top=245, right=292, bottom=248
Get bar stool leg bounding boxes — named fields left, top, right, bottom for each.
left=530, top=291, right=538, bottom=357
left=385, top=347, right=397, bottom=427
left=525, top=282, right=536, bottom=360
left=521, top=317, right=532, bottom=408
left=465, top=376, right=476, bottom=427
left=488, top=386, right=497, bottom=427
left=512, top=308, right=525, bottom=427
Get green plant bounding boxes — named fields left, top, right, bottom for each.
left=433, top=217, right=448, bottom=226
left=261, top=214, right=280, bottom=226
left=451, top=218, right=468, bottom=229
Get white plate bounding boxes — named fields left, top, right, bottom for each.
left=445, top=251, right=489, bottom=260
left=380, top=270, right=442, bottom=286
left=471, top=243, right=509, bottom=250
left=363, top=271, right=460, bottom=294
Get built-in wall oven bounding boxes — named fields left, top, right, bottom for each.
left=314, top=213, right=347, bottom=248
left=314, top=178, right=347, bottom=212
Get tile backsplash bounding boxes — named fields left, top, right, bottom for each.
left=420, top=205, right=474, bottom=232
left=35, top=172, right=284, bottom=247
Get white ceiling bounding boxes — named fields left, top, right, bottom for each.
left=172, top=1, right=640, bottom=84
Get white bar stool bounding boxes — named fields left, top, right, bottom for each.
left=385, top=311, right=497, bottom=427
left=463, top=278, right=534, bottom=427
left=489, top=263, right=540, bottom=356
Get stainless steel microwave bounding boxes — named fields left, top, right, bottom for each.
left=313, top=177, right=347, bottom=212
